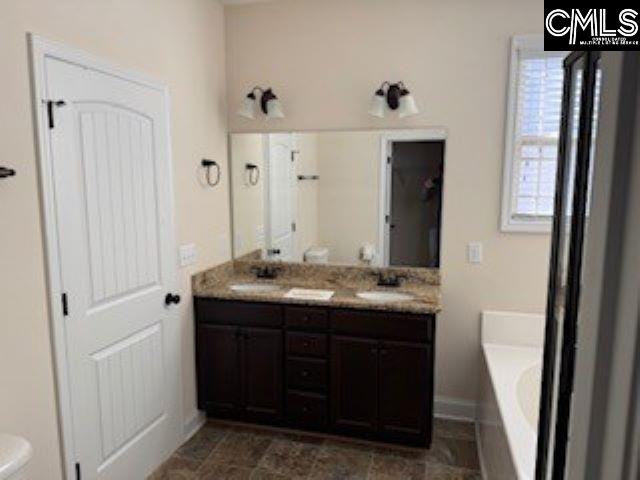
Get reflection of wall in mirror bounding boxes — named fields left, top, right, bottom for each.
left=295, top=133, right=320, bottom=261
left=316, top=132, right=380, bottom=265
left=231, top=131, right=383, bottom=265
left=231, top=134, right=265, bottom=256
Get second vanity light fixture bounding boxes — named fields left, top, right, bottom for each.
left=238, top=86, right=285, bottom=120
left=368, top=81, right=419, bottom=118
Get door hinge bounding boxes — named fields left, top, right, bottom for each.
left=61, top=293, right=69, bottom=316
left=45, top=99, right=66, bottom=129
left=387, top=156, right=392, bottom=165
left=75, top=462, right=81, bottom=480
left=385, top=214, right=390, bottom=224
left=291, top=222, right=296, bottom=232
left=291, top=150, right=299, bottom=162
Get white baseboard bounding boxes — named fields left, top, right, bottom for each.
left=434, top=396, right=477, bottom=422
left=183, top=399, right=476, bottom=442
left=183, top=410, right=206, bottom=441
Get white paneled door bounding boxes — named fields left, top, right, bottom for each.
left=265, top=133, right=296, bottom=260
left=43, top=55, right=181, bottom=479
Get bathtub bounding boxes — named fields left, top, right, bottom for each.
left=476, top=311, right=544, bottom=480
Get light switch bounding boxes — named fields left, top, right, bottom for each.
left=468, top=242, right=483, bottom=264
left=179, top=243, right=197, bottom=267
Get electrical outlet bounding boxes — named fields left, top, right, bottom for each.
left=179, top=243, right=197, bottom=267
left=468, top=242, right=483, bottom=264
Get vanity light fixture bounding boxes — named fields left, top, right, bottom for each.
left=368, top=81, right=419, bottom=118
left=238, top=87, right=285, bottom=120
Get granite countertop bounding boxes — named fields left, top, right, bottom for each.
left=192, top=256, right=442, bottom=315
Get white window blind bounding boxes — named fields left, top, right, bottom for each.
left=502, top=35, right=566, bottom=232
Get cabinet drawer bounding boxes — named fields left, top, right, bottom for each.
left=286, top=391, right=327, bottom=429
left=195, top=298, right=282, bottom=327
left=285, top=306, right=328, bottom=331
left=287, top=358, right=327, bottom=391
left=331, top=309, right=433, bottom=342
left=286, top=332, right=327, bottom=357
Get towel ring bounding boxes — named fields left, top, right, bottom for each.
left=201, top=159, right=220, bottom=187
left=245, top=163, right=260, bottom=186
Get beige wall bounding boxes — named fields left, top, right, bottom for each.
left=0, top=1, right=228, bottom=478
left=316, top=131, right=380, bottom=264
left=226, top=0, right=550, bottom=403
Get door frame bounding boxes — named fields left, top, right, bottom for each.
left=29, top=34, right=180, bottom=479
left=377, top=129, right=447, bottom=267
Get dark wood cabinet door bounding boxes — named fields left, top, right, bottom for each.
left=330, top=335, right=378, bottom=435
left=378, top=340, right=431, bottom=445
left=242, top=327, right=283, bottom=422
left=197, top=324, right=241, bottom=416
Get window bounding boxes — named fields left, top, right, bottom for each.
left=501, top=35, right=566, bottom=233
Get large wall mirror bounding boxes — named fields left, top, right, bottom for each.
left=229, top=130, right=445, bottom=268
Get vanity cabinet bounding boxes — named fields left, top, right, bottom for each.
left=331, top=336, right=379, bottom=434
left=331, top=337, right=431, bottom=442
left=378, top=340, right=431, bottom=442
left=195, top=297, right=435, bottom=447
left=196, top=301, right=283, bottom=424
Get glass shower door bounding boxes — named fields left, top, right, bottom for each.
left=536, top=51, right=601, bottom=479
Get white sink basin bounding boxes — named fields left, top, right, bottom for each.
left=229, top=283, right=281, bottom=293
left=356, top=291, right=415, bottom=302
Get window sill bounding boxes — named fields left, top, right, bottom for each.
left=501, top=219, right=552, bottom=234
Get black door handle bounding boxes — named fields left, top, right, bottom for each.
left=165, top=293, right=181, bottom=306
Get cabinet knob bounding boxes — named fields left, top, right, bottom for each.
left=301, top=370, right=309, bottom=377
left=302, top=406, right=309, bottom=413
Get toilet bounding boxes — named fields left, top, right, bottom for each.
left=304, top=246, right=329, bottom=264
left=0, top=435, right=32, bottom=480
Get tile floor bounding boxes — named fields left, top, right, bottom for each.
left=149, top=418, right=481, bottom=479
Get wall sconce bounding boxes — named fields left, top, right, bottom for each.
left=368, top=81, right=419, bottom=118
left=238, top=87, right=285, bottom=120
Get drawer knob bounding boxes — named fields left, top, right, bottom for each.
left=302, top=406, right=309, bottom=413
left=301, top=370, right=309, bottom=377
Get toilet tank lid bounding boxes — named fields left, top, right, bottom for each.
left=0, top=435, right=32, bottom=479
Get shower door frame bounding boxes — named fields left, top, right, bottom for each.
left=535, top=50, right=601, bottom=479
